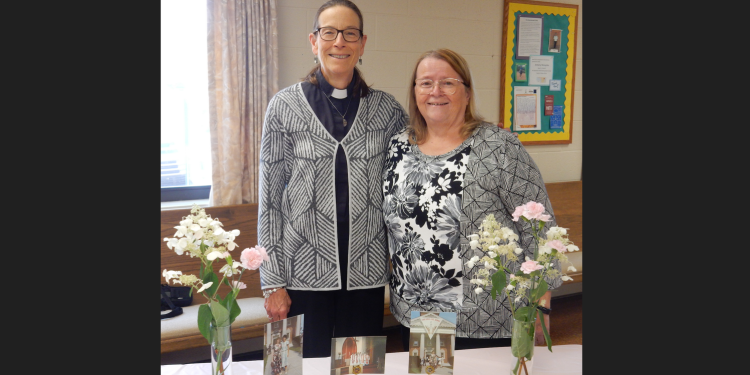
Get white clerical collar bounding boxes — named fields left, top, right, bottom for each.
left=331, top=88, right=347, bottom=99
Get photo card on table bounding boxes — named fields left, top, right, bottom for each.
left=263, top=314, right=304, bottom=375
left=408, top=311, right=457, bottom=375
left=330, top=336, right=387, bottom=375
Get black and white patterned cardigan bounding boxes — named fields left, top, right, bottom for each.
left=388, top=122, right=563, bottom=338
left=258, top=83, right=408, bottom=291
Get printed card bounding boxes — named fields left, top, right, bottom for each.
left=544, top=95, right=554, bottom=116
left=550, top=105, right=564, bottom=129
left=408, top=311, right=457, bottom=374
left=264, top=314, right=304, bottom=375
left=330, top=336, right=387, bottom=375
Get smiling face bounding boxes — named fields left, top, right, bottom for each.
left=309, top=5, right=366, bottom=87
left=414, top=57, right=469, bottom=128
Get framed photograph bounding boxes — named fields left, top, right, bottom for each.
left=264, top=314, right=304, bottom=375
left=548, top=29, right=562, bottom=52
left=408, top=311, right=456, bottom=375
left=330, top=336, right=387, bottom=375
left=515, top=62, right=528, bottom=82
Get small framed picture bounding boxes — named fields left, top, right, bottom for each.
left=548, top=29, right=562, bottom=53
left=549, top=79, right=561, bottom=91
left=515, top=62, right=528, bottom=82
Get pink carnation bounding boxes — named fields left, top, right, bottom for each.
left=547, top=240, right=566, bottom=253
left=512, top=201, right=551, bottom=222
left=520, top=260, right=544, bottom=274
left=240, top=246, right=270, bottom=270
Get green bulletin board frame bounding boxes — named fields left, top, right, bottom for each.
left=500, top=0, right=579, bottom=145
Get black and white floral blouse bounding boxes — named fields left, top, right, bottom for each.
left=383, top=123, right=561, bottom=339
left=382, top=131, right=473, bottom=312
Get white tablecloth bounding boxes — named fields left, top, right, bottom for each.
left=161, top=345, right=581, bottom=375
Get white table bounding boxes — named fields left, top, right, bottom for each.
left=161, top=345, right=581, bottom=375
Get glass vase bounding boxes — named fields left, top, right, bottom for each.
left=510, top=316, right=536, bottom=375
left=210, top=321, right=233, bottom=375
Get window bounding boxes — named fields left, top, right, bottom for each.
left=161, top=0, right=211, bottom=201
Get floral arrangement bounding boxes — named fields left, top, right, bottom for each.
left=162, top=204, right=268, bottom=343
left=465, top=201, right=578, bottom=373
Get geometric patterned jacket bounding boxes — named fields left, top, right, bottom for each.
left=258, top=83, right=408, bottom=291
left=388, top=122, right=562, bottom=338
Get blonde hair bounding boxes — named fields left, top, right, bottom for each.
left=407, top=49, right=484, bottom=144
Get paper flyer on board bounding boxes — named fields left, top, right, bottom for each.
left=513, top=86, right=542, bottom=131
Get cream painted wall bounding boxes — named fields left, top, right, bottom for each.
left=276, top=0, right=582, bottom=183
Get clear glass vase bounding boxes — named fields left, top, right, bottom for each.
left=210, top=321, right=233, bottom=375
left=510, top=316, right=536, bottom=375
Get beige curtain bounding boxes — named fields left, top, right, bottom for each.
left=207, top=0, right=279, bottom=206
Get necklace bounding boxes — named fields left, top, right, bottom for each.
left=324, top=93, right=352, bottom=127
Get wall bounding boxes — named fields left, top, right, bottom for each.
left=276, top=0, right=583, bottom=183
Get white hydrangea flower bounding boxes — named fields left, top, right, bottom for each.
left=487, top=251, right=497, bottom=258
left=468, top=234, right=479, bottom=241
left=465, top=256, right=479, bottom=268
left=474, top=287, right=484, bottom=294
left=514, top=247, right=523, bottom=255
left=561, top=275, right=573, bottom=281
left=566, top=244, right=579, bottom=252
left=163, top=269, right=182, bottom=283
left=506, top=284, right=515, bottom=290
left=469, top=240, right=479, bottom=249
left=197, top=282, right=213, bottom=293
left=547, top=226, right=567, bottom=238
left=567, top=265, right=577, bottom=272
left=539, top=244, right=552, bottom=255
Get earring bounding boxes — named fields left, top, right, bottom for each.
left=314, top=56, right=319, bottom=64
left=358, top=57, right=362, bottom=65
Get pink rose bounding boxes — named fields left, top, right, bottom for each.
left=546, top=240, right=566, bottom=253
left=520, top=260, right=544, bottom=274
left=232, top=281, right=247, bottom=289
left=240, top=246, right=270, bottom=270
left=512, top=206, right=525, bottom=221
left=513, top=202, right=550, bottom=222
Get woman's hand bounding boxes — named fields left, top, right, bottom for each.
left=264, top=288, right=292, bottom=322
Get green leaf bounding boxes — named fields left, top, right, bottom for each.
left=491, top=271, right=507, bottom=299
left=515, top=306, right=532, bottom=321
left=210, top=301, right=231, bottom=327
left=202, top=271, right=219, bottom=297
left=530, top=279, right=549, bottom=302
left=537, top=309, right=553, bottom=352
left=511, top=325, right=533, bottom=358
left=223, top=277, right=231, bottom=287
left=197, top=304, right=213, bottom=342
left=228, top=298, right=241, bottom=325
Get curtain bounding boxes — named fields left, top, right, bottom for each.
left=207, top=0, right=278, bottom=206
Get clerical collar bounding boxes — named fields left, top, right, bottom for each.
left=315, top=70, right=354, bottom=99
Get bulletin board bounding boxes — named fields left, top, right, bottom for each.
left=500, top=0, right=579, bottom=145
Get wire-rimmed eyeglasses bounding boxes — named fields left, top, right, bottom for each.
left=414, top=78, right=466, bottom=95
left=315, top=27, right=363, bottom=42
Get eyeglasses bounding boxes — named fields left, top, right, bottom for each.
left=315, top=27, right=363, bottom=42
left=414, top=78, right=466, bottom=95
